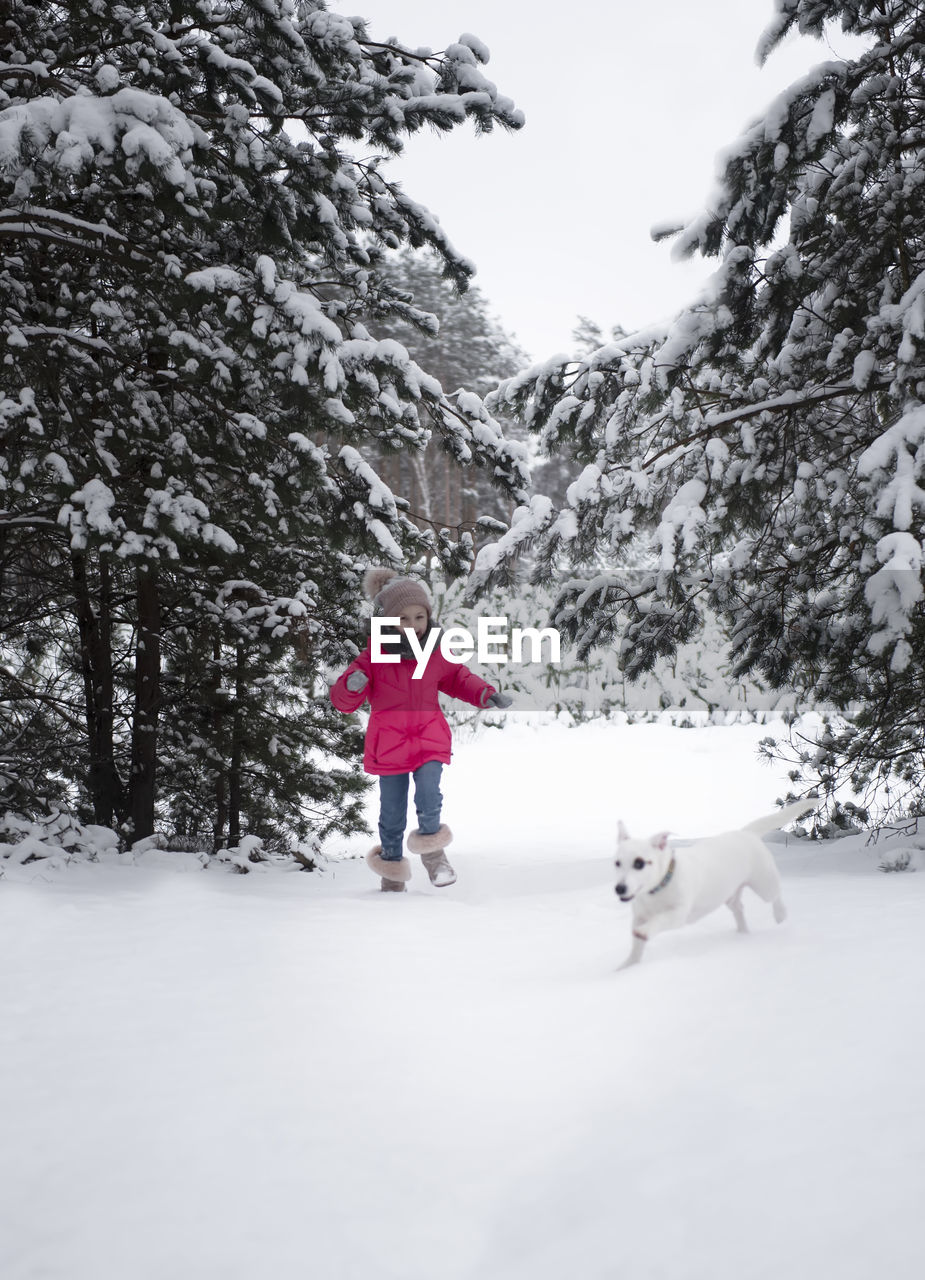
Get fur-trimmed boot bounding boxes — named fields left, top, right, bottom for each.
left=407, top=825, right=456, bottom=887
left=366, top=846, right=412, bottom=893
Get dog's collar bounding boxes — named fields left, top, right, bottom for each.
left=648, top=856, right=676, bottom=896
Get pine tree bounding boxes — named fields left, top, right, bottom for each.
left=480, top=0, right=925, bottom=815
left=0, top=1, right=527, bottom=846
left=527, top=316, right=629, bottom=510
left=375, top=249, right=527, bottom=540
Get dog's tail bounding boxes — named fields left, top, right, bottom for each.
left=742, top=799, right=818, bottom=837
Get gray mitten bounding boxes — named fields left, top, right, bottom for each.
left=345, top=670, right=368, bottom=693
left=485, top=691, right=512, bottom=709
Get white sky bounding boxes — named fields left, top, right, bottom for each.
left=352, top=0, right=867, bottom=360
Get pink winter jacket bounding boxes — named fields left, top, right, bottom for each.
left=330, top=633, right=496, bottom=775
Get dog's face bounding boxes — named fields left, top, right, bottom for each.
left=615, top=822, right=670, bottom=901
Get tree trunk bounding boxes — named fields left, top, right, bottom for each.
left=211, top=637, right=228, bottom=854
left=228, top=639, right=245, bottom=847
left=128, top=564, right=161, bottom=842
left=410, top=451, right=432, bottom=524
left=71, top=550, right=123, bottom=827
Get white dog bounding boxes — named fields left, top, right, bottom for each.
left=614, top=800, right=817, bottom=968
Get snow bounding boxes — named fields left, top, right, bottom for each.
left=852, top=347, right=876, bottom=389
left=366, top=515, right=404, bottom=562
left=2, top=717, right=923, bottom=1280
left=95, top=64, right=120, bottom=93
left=864, top=531, right=924, bottom=662
left=658, top=477, right=707, bottom=567
left=0, top=206, right=127, bottom=245
left=0, top=90, right=199, bottom=191
left=60, top=478, right=119, bottom=547
left=458, top=33, right=491, bottom=65
left=339, top=445, right=399, bottom=513
left=805, top=87, right=836, bottom=149
left=472, top=495, right=555, bottom=574
left=858, top=406, right=925, bottom=532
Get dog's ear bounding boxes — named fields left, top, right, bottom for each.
left=617, top=820, right=630, bottom=843
left=650, top=831, right=670, bottom=851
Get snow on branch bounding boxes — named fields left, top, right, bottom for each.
left=858, top=405, right=925, bottom=532
left=0, top=207, right=128, bottom=248
left=703, top=380, right=889, bottom=428
left=865, top=531, right=924, bottom=670
left=338, top=446, right=400, bottom=517
left=471, top=495, right=557, bottom=580
left=0, top=90, right=202, bottom=192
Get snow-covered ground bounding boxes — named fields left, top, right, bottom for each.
left=2, top=718, right=924, bottom=1280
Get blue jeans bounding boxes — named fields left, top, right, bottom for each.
left=378, top=761, right=443, bottom=861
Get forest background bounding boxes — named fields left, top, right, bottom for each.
left=3, top=0, right=925, bottom=868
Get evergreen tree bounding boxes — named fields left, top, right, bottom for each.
left=528, top=316, right=629, bottom=510
left=0, top=1, right=527, bottom=847
left=375, top=249, right=527, bottom=539
left=480, top=0, right=925, bottom=815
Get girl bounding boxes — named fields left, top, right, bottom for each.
left=330, top=568, right=510, bottom=892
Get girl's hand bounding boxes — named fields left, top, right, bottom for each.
left=485, top=691, right=512, bottom=709
left=345, top=670, right=369, bottom=693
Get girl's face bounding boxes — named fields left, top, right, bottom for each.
left=399, top=605, right=429, bottom=639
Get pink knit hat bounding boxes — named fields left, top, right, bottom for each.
left=363, top=568, right=432, bottom=620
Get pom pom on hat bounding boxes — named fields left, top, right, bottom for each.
left=363, top=566, right=431, bottom=619
left=363, top=567, right=399, bottom=600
